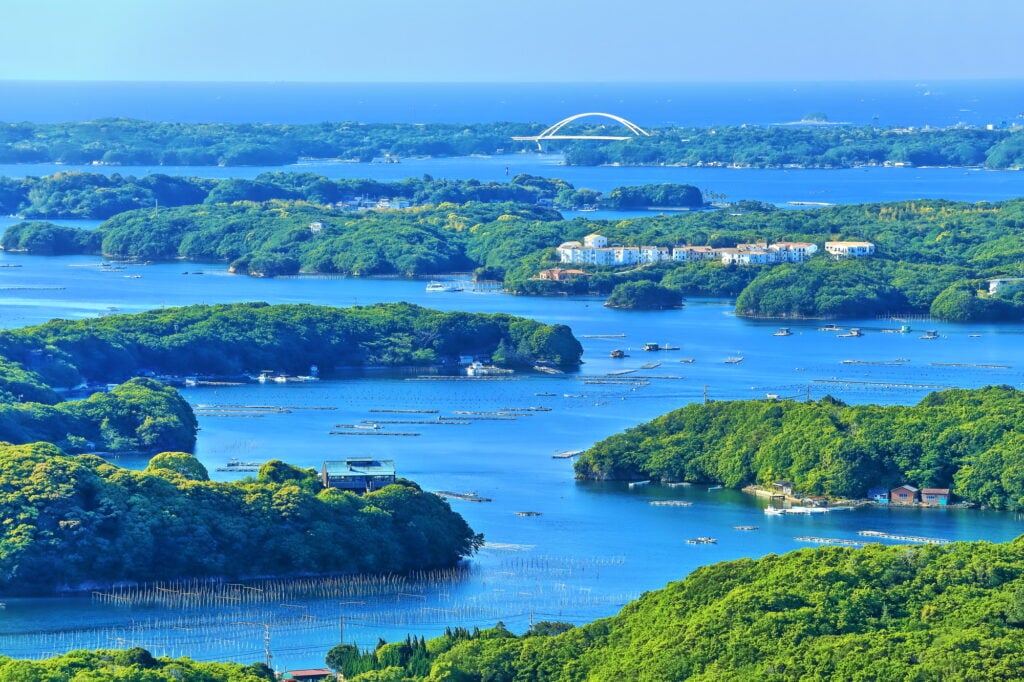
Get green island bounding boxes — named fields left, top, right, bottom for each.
left=7, top=187, right=1024, bottom=321
left=0, top=442, right=479, bottom=594
left=0, top=302, right=582, bottom=453
left=574, top=385, right=1024, bottom=510
left=12, top=538, right=1024, bottom=680
left=1, top=118, right=1022, bottom=169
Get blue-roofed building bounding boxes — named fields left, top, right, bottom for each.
left=321, top=458, right=396, bottom=493
left=868, top=487, right=890, bottom=504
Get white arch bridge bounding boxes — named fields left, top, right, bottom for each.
left=512, top=112, right=651, bottom=149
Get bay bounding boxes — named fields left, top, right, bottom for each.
left=0, top=252, right=1022, bottom=669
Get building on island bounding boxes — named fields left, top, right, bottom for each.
left=890, top=484, right=919, bottom=505
left=537, top=268, right=589, bottom=281
left=825, top=241, right=876, bottom=259
left=868, top=487, right=890, bottom=504
left=282, top=669, right=334, bottom=682
left=921, top=488, right=951, bottom=505
left=557, top=235, right=818, bottom=268
left=772, top=480, right=795, bottom=496
left=321, top=459, right=396, bottom=492
left=989, top=277, right=1024, bottom=295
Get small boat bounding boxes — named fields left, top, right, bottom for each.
left=838, top=328, right=863, bottom=338
left=515, top=511, right=543, bottom=516
left=678, top=358, right=695, bottom=363
left=708, top=485, right=723, bottom=491
left=685, top=536, right=717, bottom=544
left=610, top=349, right=627, bottom=358
left=724, top=356, right=744, bottom=364
left=968, top=334, right=982, bottom=338
left=534, top=392, right=557, bottom=397
left=920, top=330, right=939, bottom=339
left=425, top=280, right=457, bottom=292
left=773, top=328, right=792, bottom=336
left=764, top=508, right=786, bottom=515
left=733, top=525, right=759, bottom=531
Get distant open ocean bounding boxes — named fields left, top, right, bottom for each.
left=1, top=81, right=1022, bottom=127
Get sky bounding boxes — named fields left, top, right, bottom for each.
left=2, top=0, right=1023, bottom=82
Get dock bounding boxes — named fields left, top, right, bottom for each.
left=329, top=431, right=420, bottom=437
left=857, top=530, right=950, bottom=545
left=370, top=409, right=438, bottom=414
left=515, top=511, right=542, bottom=517
left=795, top=536, right=867, bottom=547
left=685, top=537, right=717, bottom=544
left=434, top=491, right=492, bottom=502
left=649, top=500, right=693, bottom=507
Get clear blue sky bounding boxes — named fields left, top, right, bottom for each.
left=3, top=0, right=1022, bottom=82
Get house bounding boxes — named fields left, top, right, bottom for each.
left=868, top=487, right=890, bottom=504
left=536, top=268, right=588, bottom=281
left=890, top=484, right=919, bottom=505
left=308, top=221, right=323, bottom=234
left=772, top=481, right=795, bottom=496
left=283, top=669, right=335, bottom=682
left=921, top=488, right=951, bottom=505
left=825, top=241, right=876, bottom=259
left=321, top=459, right=396, bottom=492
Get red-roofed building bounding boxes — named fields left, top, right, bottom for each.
left=921, top=488, right=951, bottom=505
left=283, top=669, right=335, bottom=681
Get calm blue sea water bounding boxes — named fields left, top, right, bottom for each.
left=0, top=253, right=1022, bottom=668
left=1, top=81, right=1022, bottom=127
left=0, top=80, right=1022, bottom=669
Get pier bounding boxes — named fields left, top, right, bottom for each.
left=857, top=530, right=950, bottom=545
left=795, top=536, right=867, bottom=547
left=329, top=431, right=421, bottom=437
left=433, top=491, right=492, bottom=502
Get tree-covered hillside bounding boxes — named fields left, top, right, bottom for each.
left=327, top=539, right=1024, bottom=681
left=574, top=386, right=1024, bottom=510
left=1, top=118, right=1021, bottom=169
left=0, top=443, right=480, bottom=594
left=0, top=303, right=582, bottom=453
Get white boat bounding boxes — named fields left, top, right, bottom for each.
left=425, top=280, right=457, bottom=292
left=773, top=328, right=793, bottom=336
left=465, top=361, right=513, bottom=376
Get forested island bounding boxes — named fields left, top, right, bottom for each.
left=21, top=537, right=1024, bottom=679
left=0, top=442, right=480, bottom=594
left=0, top=302, right=582, bottom=452
left=1, top=118, right=1022, bottom=169
left=574, top=385, right=1024, bottom=510
left=7, top=186, right=1024, bottom=321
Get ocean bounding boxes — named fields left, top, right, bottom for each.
left=1, top=80, right=1022, bottom=128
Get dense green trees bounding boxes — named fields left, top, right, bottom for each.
left=0, top=118, right=1020, bottom=169
left=604, top=280, right=683, bottom=309
left=0, top=303, right=580, bottom=453
left=573, top=385, right=1024, bottom=509
left=0, top=443, right=480, bottom=594
left=0, top=378, right=196, bottom=454
left=0, top=302, right=583, bottom=384
left=0, top=649, right=276, bottom=681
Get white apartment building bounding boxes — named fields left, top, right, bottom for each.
left=825, top=241, right=876, bottom=259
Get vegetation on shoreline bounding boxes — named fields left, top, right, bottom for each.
left=0, top=649, right=276, bottom=681
left=0, top=302, right=581, bottom=453
left=5, top=186, right=1024, bottom=321
left=318, top=538, right=1024, bottom=681
left=0, top=118, right=1021, bottom=169
left=0, top=442, right=480, bottom=594
left=574, top=385, right=1024, bottom=510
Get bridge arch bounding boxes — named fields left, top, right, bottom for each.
left=537, top=112, right=650, bottom=139
left=512, top=112, right=650, bottom=149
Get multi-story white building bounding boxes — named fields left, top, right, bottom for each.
left=558, top=234, right=822, bottom=268
left=825, top=241, right=875, bottom=259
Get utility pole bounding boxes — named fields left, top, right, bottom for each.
left=234, top=621, right=271, bottom=670
left=703, top=384, right=709, bottom=405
